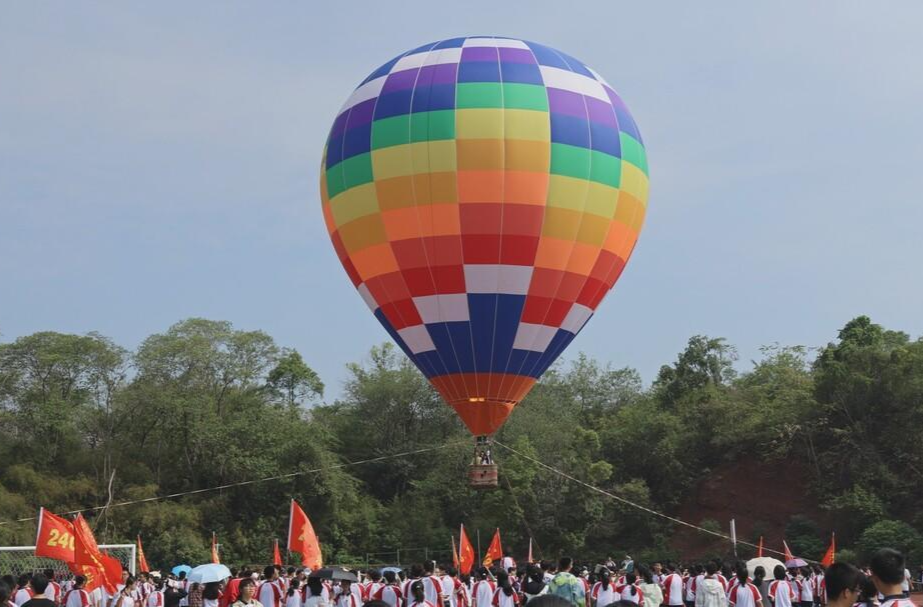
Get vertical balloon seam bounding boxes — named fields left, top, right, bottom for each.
left=451, top=37, right=486, bottom=411
left=511, top=44, right=596, bottom=382
left=493, top=38, right=552, bottom=404
left=483, top=37, right=506, bottom=406
left=398, top=41, right=470, bottom=402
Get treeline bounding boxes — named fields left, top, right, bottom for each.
left=1, top=316, right=922, bottom=567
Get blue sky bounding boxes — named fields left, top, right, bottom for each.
left=2, top=2, right=922, bottom=399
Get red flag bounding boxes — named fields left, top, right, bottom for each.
left=273, top=539, right=282, bottom=567
left=100, top=551, right=124, bottom=591
left=137, top=536, right=150, bottom=573
left=211, top=533, right=220, bottom=564
left=73, top=514, right=119, bottom=594
left=458, top=525, right=475, bottom=575
left=783, top=540, right=794, bottom=563
left=482, top=529, right=502, bottom=567
left=452, top=536, right=460, bottom=569
left=527, top=538, right=533, bottom=564
left=820, top=533, right=836, bottom=567
left=35, top=508, right=76, bottom=562
left=287, top=499, right=322, bottom=569
left=67, top=561, right=104, bottom=593
left=757, top=536, right=763, bottom=558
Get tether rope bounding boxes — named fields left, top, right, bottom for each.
left=0, top=442, right=463, bottom=526
left=494, top=439, right=797, bottom=560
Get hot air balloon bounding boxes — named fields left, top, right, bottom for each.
left=320, top=37, right=649, bottom=487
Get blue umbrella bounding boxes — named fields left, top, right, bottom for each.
left=172, top=565, right=192, bottom=576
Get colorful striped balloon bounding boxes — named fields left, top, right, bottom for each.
left=321, top=37, right=649, bottom=437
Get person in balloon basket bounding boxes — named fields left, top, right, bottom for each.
left=869, top=549, right=918, bottom=607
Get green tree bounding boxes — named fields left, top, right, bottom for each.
left=266, top=350, right=324, bottom=407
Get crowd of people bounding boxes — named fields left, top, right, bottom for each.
left=1, top=549, right=919, bottom=607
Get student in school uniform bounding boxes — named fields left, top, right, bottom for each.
left=768, top=567, right=796, bottom=607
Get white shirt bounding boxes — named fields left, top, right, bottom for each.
left=729, top=583, right=761, bottom=607
left=66, top=589, right=92, bottom=607
left=422, top=577, right=444, bottom=607
left=12, top=590, right=32, bottom=607
left=491, top=589, right=518, bottom=607
left=372, top=587, right=401, bottom=607
left=285, top=595, right=302, bottom=607
left=440, top=577, right=456, bottom=607
left=663, top=574, right=684, bottom=606
left=619, top=586, right=642, bottom=605
left=591, top=582, right=618, bottom=607
left=473, top=581, right=496, bottom=607
left=768, top=581, right=795, bottom=607
left=902, top=570, right=911, bottom=592
left=146, top=593, right=164, bottom=607
left=109, top=595, right=135, bottom=607
left=259, top=581, right=284, bottom=607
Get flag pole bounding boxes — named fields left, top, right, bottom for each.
left=477, top=529, right=481, bottom=564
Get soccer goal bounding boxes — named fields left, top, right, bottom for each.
left=0, top=545, right=136, bottom=578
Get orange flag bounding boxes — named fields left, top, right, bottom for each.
left=273, top=539, right=282, bottom=567
left=757, top=536, right=764, bottom=558
left=211, top=533, right=220, bottom=564
left=287, top=499, right=322, bottom=569
left=783, top=540, right=794, bottom=563
left=137, top=536, right=150, bottom=573
left=73, top=514, right=118, bottom=594
left=458, top=525, right=475, bottom=575
left=35, top=508, right=76, bottom=562
left=820, top=533, right=836, bottom=567
left=482, top=528, right=502, bottom=567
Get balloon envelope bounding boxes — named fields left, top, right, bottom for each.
left=321, top=37, right=649, bottom=435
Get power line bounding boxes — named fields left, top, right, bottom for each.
left=493, top=440, right=796, bottom=560
left=0, top=442, right=462, bottom=527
